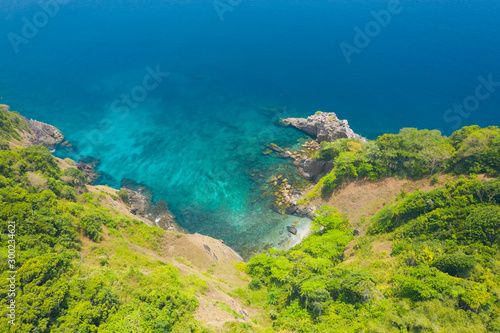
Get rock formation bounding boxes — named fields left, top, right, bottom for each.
left=267, top=175, right=315, bottom=219
left=282, top=111, right=365, bottom=143
left=279, top=140, right=333, bottom=182
left=151, top=199, right=177, bottom=231
left=283, top=187, right=315, bottom=218
left=121, top=179, right=179, bottom=232
left=124, top=187, right=150, bottom=216
left=20, top=116, right=65, bottom=148
left=286, top=226, right=298, bottom=235
left=294, top=158, right=333, bottom=182
left=76, top=157, right=101, bottom=184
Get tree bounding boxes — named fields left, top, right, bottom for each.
left=464, top=205, right=500, bottom=246
left=420, top=144, right=453, bottom=175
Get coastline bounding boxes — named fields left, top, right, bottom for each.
left=1, top=105, right=318, bottom=258
left=3, top=105, right=366, bottom=259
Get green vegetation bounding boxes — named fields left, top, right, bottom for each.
left=0, top=105, right=29, bottom=140
left=0, top=105, right=30, bottom=148
left=2, top=107, right=500, bottom=332
left=308, top=126, right=500, bottom=199
left=0, top=144, right=212, bottom=332
left=242, top=126, right=500, bottom=332
left=116, top=190, right=129, bottom=205
left=246, top=178, right=500, bottom=332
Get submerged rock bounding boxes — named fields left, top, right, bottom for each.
left=282, top=111, right=365, bottom=143
left=286, top=226, right=298, bottom=235
left=267, top=143, right=285, bottom=153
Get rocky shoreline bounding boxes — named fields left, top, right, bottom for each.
left=282, top=111, right=365, bottom=182
left=282, top=111, right=366, bottom=143
left=120, top=179, right=180, bottom=232
left=11, top=107, right=364, bottom=255
left=19, top=116, right=65, bottom=149
left=260, top=111, right=366, bottom=221
left=11, top=110, right=183, bottom=234
left=76, top=157, right=102, bottom=184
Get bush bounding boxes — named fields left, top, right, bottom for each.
left=60, top=185, right=76, bottom=200
left=117, top=190, right=129, bottom=204
left=321, top=172, right=338, bottom=193
left=62, top=167, right=87, bottom=186
left=248, top=279, right=263, bottom=291
left=464, top=205, right=500, bottom=246
left=432, top=252, right=476, bottom=277
left=313, top=126, right=500, bottom=194
left=79, top=214, right=103, bottom=242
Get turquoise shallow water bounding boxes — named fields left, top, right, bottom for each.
left=1, top=0, right=499, bottom=255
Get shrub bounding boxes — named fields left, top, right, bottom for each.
left=60, top=185, right=76, bottom=200
left=79, top=214, right=103, bottom=242
left=62, top=167, right=87, bottom=186
left=117, top=190, right=129, bottom=204
left=432, top=252, right=476, bottom=277
left=464, top=205, right=500, bottom=246
left=321, top=172, right=338, bottom=193
left=248, top=279, right=263, bottom=291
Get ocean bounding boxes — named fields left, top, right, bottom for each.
left=1, top=0, right=499, bottom=256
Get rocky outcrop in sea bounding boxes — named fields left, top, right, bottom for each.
left=279, top=112, right=367, bottom=182
left=20, top=116, right=65, bottom=148
left=121, top=179, right=179, bottom=232
left=282, top=111, right=365, bottom=143
left=77, top=157, right=101, bottom=184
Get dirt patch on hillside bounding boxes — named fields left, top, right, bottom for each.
left=309, top=174, right=493, bottom=230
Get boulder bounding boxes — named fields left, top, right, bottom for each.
left=282, top=112, right=365, bottom=143
left=283, top=188, right=315, bottom=219
left=295, top=158, right=333, bottom=182
left=287, top=226, right=298, bottom=235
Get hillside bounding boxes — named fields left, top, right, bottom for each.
left=243, top=122, right=500, bottom=332
left=1, top=105, right=500, bottom=332
left=0, top=105, right=271, bottom=332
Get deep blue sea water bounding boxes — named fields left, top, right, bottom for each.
left=1, top=0, right=499, bottom=255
